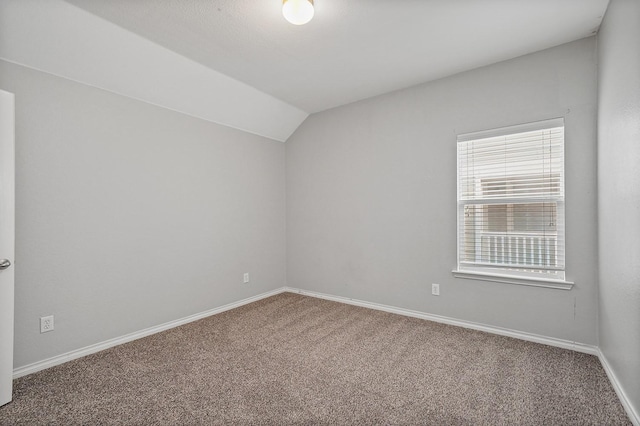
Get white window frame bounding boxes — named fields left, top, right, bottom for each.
left=452, top=118, right=573, bottom=290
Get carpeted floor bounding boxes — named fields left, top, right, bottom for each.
left=0, top=292, right=630, bottom=425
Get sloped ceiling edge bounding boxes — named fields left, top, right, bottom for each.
left=0, top=0, right=308, bottom=142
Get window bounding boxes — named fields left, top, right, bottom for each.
left=455, top=118, right=567, bottom=285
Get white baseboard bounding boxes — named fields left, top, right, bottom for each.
left=282, top=287, right=599, bottom=355
left=13, top=287, right=288, bottom=379
left=597, top=349, right=640, bottom=426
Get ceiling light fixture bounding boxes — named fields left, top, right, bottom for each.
left=282, top=0, right=314, bottom=25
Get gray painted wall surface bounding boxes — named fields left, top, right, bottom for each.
left=0, top=60, right=286, bottom=368
left=286, top=38, right=599, bottom=345
left=597, top=0, right=640, bottom=416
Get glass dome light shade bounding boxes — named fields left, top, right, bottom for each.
left=282, top=0, right=314, bottom=25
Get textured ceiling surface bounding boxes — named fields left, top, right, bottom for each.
left=64, top=0, right=608, bottom=113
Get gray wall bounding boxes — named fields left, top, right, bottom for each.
left=286, top=38, right=599, bottom=345
left=0, top=33, right=612, bottom=372
left=597, top=0, right=640, bottom=416
left=0, top=60, right=286, bottom=368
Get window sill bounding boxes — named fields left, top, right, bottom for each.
left=451, top=269, right=574, bottom=290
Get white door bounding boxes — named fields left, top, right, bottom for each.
left=0, top=90, right=15, bottom=406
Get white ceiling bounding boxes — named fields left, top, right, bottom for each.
left=0, top=0, right=307, bottom=141
left=0, top=0, right=609, bottom=141
left=63, top=0, right=609, bottom=114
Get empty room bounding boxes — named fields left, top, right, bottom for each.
left=0, top=0, right=638, bottom=424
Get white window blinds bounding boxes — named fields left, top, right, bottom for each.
left=457, top=118, right=565, bottom=280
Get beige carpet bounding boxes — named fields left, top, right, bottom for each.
left=0, top=292, right=630, bottom=425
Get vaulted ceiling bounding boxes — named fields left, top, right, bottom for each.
left=0, top=0, right=609, bottom=141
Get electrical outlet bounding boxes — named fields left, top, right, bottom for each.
left=40, top=315, right=54, bottom=333
left=243, top=273, right=250, bottom=284
left=431, top=283, right=440, bottom=296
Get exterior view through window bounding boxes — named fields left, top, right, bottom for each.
left=456, top=118, right=565, bottom=281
